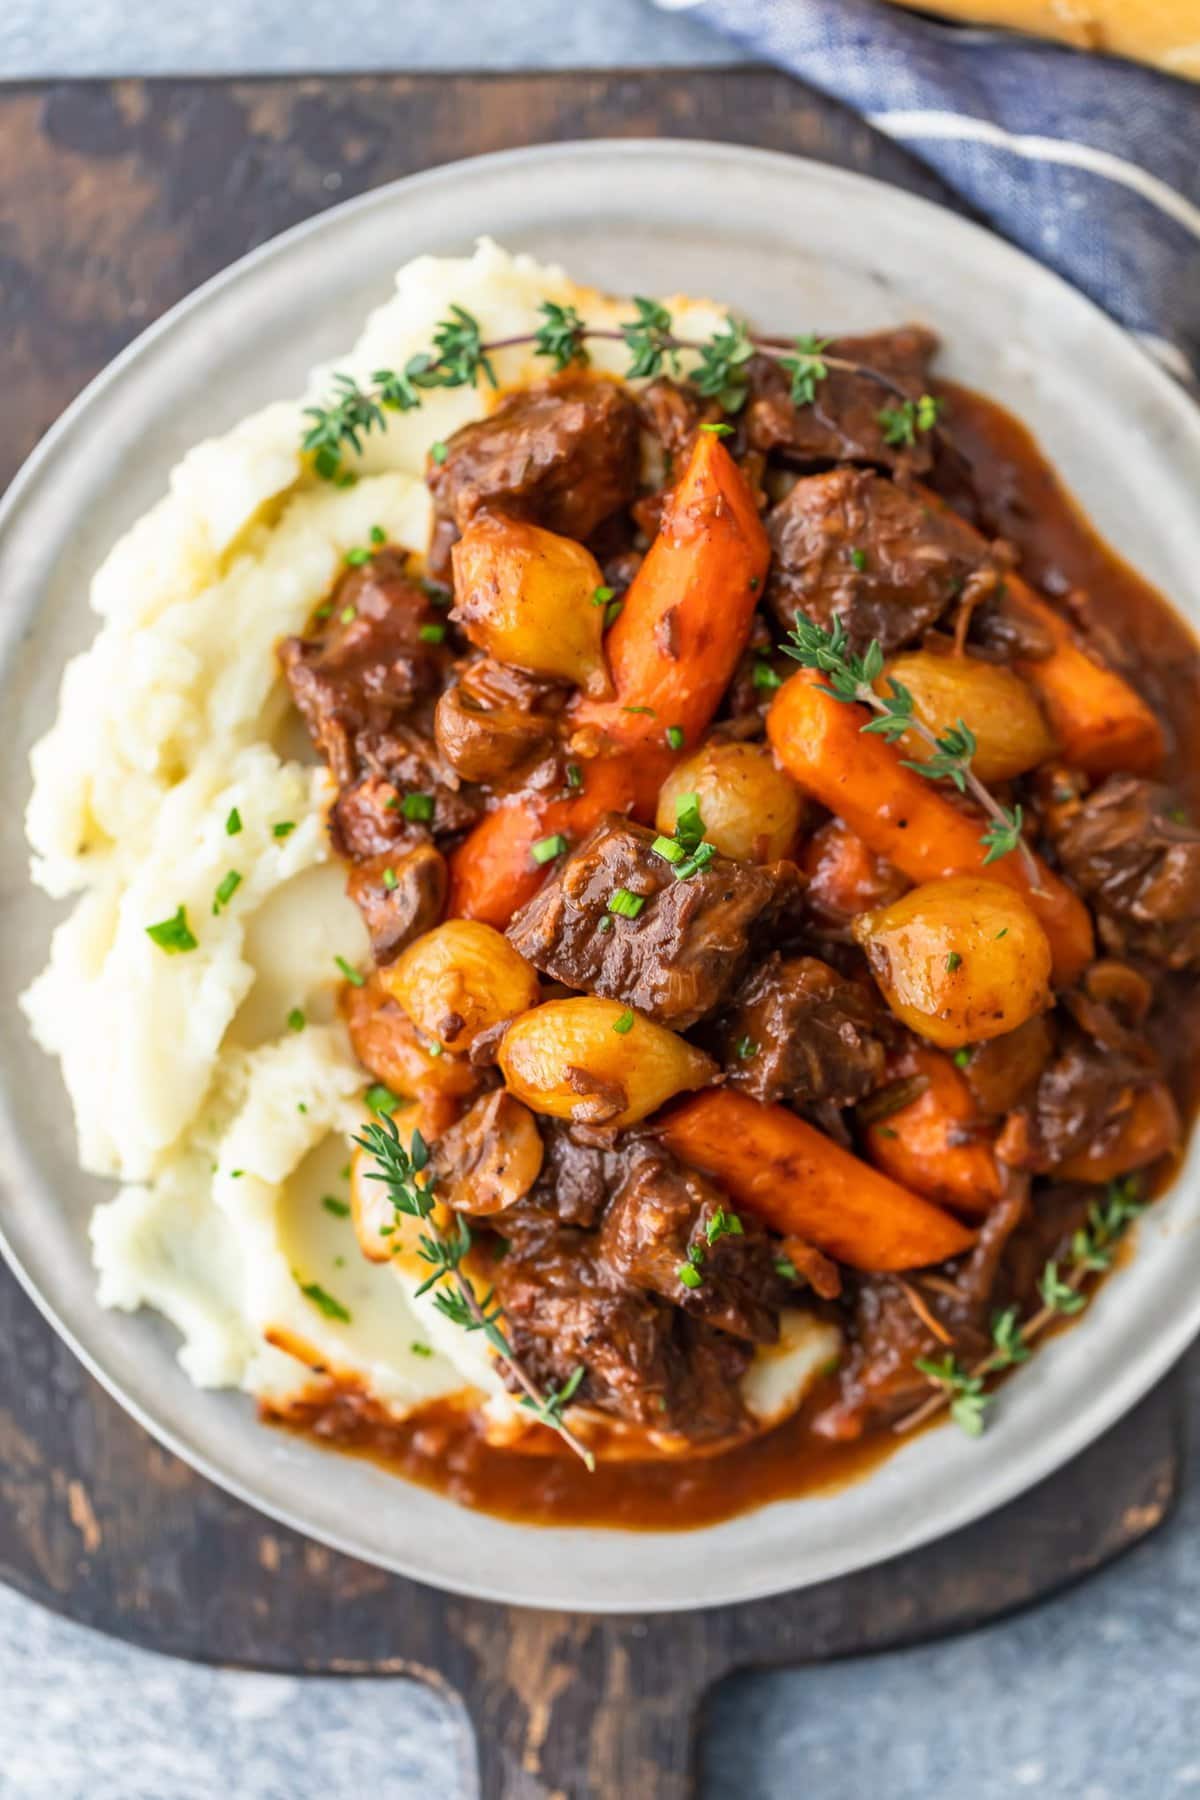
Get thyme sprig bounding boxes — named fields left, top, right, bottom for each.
left=302, top=299, right=931, bottom=481
left=356, top=1115, right=595, bottom=1468
left=782, top=613, right=1041, bottom=887
left=896, top=1179, right=1146, bottom=1437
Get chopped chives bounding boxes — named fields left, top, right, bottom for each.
left=335, top=955, right=365, bottom=987
left=531, top=833, right=569, bottom=865
left=212, top=869, right=242, bottom=914
left=612, top=1009, right=635, bottom=1035
left=401, top=792, right=434, bottom=822
left=145, top=906, right=197, bottom=954
left=607, top=888, right=645, bottom=920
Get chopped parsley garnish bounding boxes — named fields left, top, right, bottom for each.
left=677, top=1243, right=706, bottom=1290
left=612, top=1009, right=635, bottom=1035
left=402, top=791, right=435, bottom=823
left=145, top=906, right=198, bottom=954
left=212, top=869, right=242, bottom=914
left=735, top=1036, right=759, bottom=1061
left=335, top=955, right=365, bottom=987
left=365, top=1083, right=401, bottom=1116
left=673, top=793, right=705, bottom=853
left=607, top=887, right=645, bottom=920
left=272, top=821, right=296, bottom=839
left=382, top=867, right=398, bottom=890
left=666, top=725, right=685, bottom=751
left=298, top=1280, right=351, bottom=1323
left=225, top=807, right=243, bottom=836
left=531, top=833, right=569, bottom=865
left=592, top=585, right=615, bottom=607
left=287, top=1007, right=306, bottom=1033
left=418, top=623, right=447, bottom=644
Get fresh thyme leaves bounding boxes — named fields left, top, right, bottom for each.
left=356, top=1116, right=595, bottom=1468
left=878, top=393, right=941, bottom=448
left=303, top=306, right=913, bottom=480
left=778, top=334, right=830, bottom=407
left=298, top=1280, right=351, bottom=1323
left=145, top=906, right=198, bottom=954
left=782, top=611, right=1042, bottom=887
left=898, top=1178, right=1146, bottom=1437
left=533, top=300, right=590, bottom=371
left=913, top=1354, right=989, bottom=1437
left=621, top=296, right=679, bottom=379
left=689, top=317, right=755, bottom=413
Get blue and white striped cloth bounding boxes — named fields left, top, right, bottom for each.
left=655, top=0, right=1200, bottom=379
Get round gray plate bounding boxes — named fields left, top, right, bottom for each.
left=1, top=141, right=1199, bottom=1614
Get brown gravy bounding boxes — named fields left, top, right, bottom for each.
left=270, top=379, right=1200, bottom=1529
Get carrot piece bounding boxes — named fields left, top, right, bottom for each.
left=1055, top=1082, right=1180, bottom=1183
left=446, top=746, right=672, bottom=927
left=913, top=484, right=1163, bottom=777
left=766, top=669, right=1094, bottom=985
left=571, top=431, right=769, bottom=749
left=865, top=1046, right=1004, bottom=1218
left=1007, top=578, right=1165, bottom=777
left=659, top=1089, right=974, bottom=1272
left=803, top=816, right=907, bottom=923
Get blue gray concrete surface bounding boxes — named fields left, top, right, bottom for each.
left=1, top=5, right=1194, bottom=1795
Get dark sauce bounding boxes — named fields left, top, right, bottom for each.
left=271, top=380, right=1200, bottom=1529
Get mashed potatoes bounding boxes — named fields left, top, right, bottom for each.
left=22, top=242, right=839, bottom=1430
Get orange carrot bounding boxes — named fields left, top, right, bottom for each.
left=571, top=431, right=769, bottom=749
left=1008, top=580, right=1165, bottom=776
left=914, top=484, right=1163, bottom=776
left=865, top=1046, right=1003, bottom=1218
left=1056, top=1083, right=1179, bottom=1183
left=659, top=1089, right=974, bottom=1272
left=446, top=746, right=672, bottom=927
left=767, top=669, right=1094, bottom=985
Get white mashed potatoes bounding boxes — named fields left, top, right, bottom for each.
left=22, top=241, right=840, bottom=1441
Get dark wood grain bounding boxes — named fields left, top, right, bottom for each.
left=0, top=71, right=1181, bottom=1800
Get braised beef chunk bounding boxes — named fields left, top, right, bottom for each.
left=279, top=551, right=478, bottom=860
left=434, top=657, right=561, bottom=786
left=802, top=817, right=909, bottom=934
left=598, top=1147, right=785, bottom=1343
left=765, top=467, right=998, bottom=654
left=346, top=842, right=446, bottom=963
left=1024, top=1027, right=1160, bottom=1172
left=744, top=325, right=939, bottom=473
left=637, top=377, right=719, bottom=462
left=490, top=1231, right=751, bottom=1439
left=279, top=551, right=447, bottom=783
left=1045, top=777, right=1200, bottom=969
left=427, top=376, right=639, bottom=576
left=524, top=1121, right=638, bottom=1231
left=721, top=954, right=885, bottom=1107
left=507, top=815, right=801, bottom=1029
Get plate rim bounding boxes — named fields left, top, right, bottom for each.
left=2, top=134, right=1199, bottom=1614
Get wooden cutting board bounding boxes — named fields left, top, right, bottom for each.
left=0, top=70, right=1183, bottom=1800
